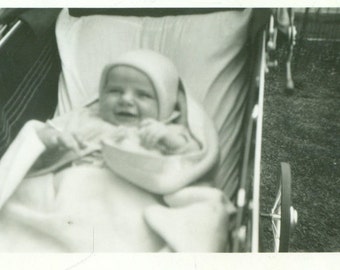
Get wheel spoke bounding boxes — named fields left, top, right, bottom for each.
left=272, top=188, right=281, bottom=212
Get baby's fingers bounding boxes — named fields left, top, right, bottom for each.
left=73, top=134, right=87, bottom=149
left=57, top=133, right=81, bottom=152
left=142, top=131, right=159, bottom=148
left=140, top=126, right=166, bottom=149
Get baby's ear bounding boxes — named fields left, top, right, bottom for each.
left=175, top=81, right=189, bottom=126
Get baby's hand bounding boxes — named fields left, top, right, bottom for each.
left=139, top=119, right=189, bottom=154
left=37, top=125, right=85, bottom=153
left=138, top=119, right=168, bottom=150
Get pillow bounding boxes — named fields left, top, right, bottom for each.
left=55, top=8, right=252, bottom=198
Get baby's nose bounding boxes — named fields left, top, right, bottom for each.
left=121, top=91, right=134, bottom=103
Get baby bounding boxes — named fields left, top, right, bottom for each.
left=36, top=50, right=200, bottom=162
left=0, top=50, right=224, bottom=253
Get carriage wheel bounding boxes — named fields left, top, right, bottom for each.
left=271, top=162, right=297, bottom=252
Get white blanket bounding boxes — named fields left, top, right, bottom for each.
left=0, top=99, right=235, bottom=252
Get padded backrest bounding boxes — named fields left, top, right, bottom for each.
left=56, top=8, right=253, bottom=197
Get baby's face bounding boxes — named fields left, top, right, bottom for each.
left=99, top=66, right=158, bottom=126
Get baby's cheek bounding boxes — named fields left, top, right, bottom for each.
left=142, top=103, right=158, bottom=119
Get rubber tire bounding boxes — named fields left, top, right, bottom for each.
left=279, top=162, right=292, bottom=252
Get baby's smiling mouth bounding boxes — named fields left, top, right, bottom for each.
left=116, top=111, right=135, bottom=116
left=114, top=110, right=138, bottom=121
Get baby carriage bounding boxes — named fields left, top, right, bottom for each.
left=0, top=8, right=297, bottom=252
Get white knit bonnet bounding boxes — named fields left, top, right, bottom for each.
left=100, top=49, right=180, bottom=121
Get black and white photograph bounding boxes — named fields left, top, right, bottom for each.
left=0, top=1, right=339, bottom=269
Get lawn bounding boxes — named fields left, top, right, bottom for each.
left=260, top=35, right=340, bottom=252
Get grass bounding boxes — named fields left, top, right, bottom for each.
left=260, top=37, right=340, bottom=252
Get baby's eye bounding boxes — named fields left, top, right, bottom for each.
left=138, top=93, right=151, bottom=99
left=136, top=90, right=154, bottom=99
left=107, top=87, right=123, bottom=95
